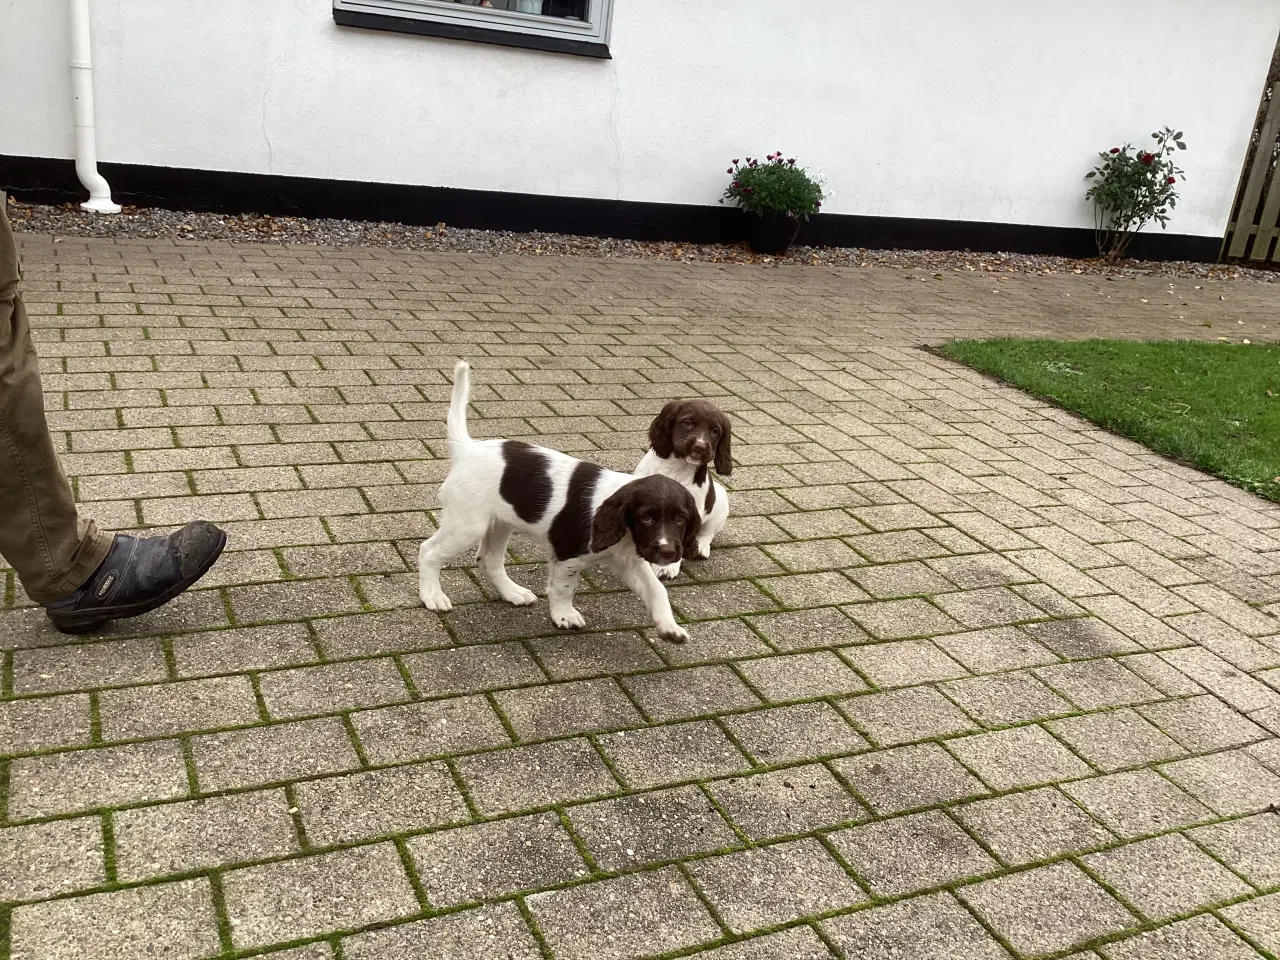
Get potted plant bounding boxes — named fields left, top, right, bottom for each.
left=1085, top=127, right=1187, bottom=262
left=721, top=153, right=824, bottom=254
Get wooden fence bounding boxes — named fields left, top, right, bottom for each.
left=1226, top=37, right=1280, bottom=262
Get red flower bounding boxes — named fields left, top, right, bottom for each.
left=1140, top=153, right=1155, bottom=165
left=1110, top=147, right=1121, bottom=154
left=732, top=159, right=739, bottom=164
left=1167, top=176, right=1177, bottom=184
left=732, top=181, right=741, bottom=189
left=727, top=168, right=734, bottom=174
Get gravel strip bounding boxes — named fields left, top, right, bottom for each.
left=7, top=197, right=1275, bottom=283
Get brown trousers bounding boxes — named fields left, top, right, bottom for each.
left=0, top=199, right=112, bottom=603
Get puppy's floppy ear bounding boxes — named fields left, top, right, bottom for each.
left=713, top=410, right=733, bottom=476
left=591, top=485, right=634, bottom=553
left=648, top=402, right=681, bottom=459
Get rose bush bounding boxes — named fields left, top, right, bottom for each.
left=1085, top=127, right=1187, bottom=261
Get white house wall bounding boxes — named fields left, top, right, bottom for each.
left=1, top=0, right=1277, bottom=238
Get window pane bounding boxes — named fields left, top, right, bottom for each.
left=444, top=0, right=589, bottom=20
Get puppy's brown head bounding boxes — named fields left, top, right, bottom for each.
left=592, top=475, right=701, bottom=565
left=648, top=400, right=733, bottom=476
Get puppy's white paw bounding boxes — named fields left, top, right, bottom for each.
left=693, top=542, right=712, bottom=561
left=500, top=584, right=538, bottom=606
left=552, top=607, right=587, bottom=630
left=656, top=622, right=690, bottom=644
left=653, top=561, right=682, bottom=581
left=420, top=587, right=453, bottom=612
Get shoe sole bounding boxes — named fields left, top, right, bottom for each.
left=48, top=528, right=228, bottom=635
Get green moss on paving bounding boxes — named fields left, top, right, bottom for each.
left=938, top=339, right=1280, bottom=503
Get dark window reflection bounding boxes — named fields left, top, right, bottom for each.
left=446, top=0, right=589, bottom=19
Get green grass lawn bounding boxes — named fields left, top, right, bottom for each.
left=936, top=339, right=1280, bottom=503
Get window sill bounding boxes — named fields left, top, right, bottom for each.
left=333, top=8, right=611, bottom=59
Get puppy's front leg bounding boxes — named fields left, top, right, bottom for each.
left=547, top=558, right=587, bottom=630
left=696, top=482, right=728, bottom=559
left=612, top=556, right=689, bottom=644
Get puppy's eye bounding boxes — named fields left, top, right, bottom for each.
left=711, top=427, right=721, bottom=435
left=675, top=515, right=687, bottom=526
left=640, top=514, right=655, bottom=525
left=682, top=419, right=694, bottom=428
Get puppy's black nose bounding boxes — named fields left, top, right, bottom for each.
left=691, top=441, right=710, bottom=458
left=655, top=544, right=679, bottom=563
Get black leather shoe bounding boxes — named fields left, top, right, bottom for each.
left=44, top=521, right=227, bottom=634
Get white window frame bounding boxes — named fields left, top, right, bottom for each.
left=333, top=0, right=614, bottom=50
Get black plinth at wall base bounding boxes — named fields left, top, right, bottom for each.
left=0, top=155, right=1222, bottom=263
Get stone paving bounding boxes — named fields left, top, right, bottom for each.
left=2, top=233, right=1280, bottom=960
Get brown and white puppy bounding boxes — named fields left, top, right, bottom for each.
left=634, top=399, right=732, bottom=580
left=418, top=362, right=700, bottom=642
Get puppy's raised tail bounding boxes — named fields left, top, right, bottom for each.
left=447, top=360, right=472, bottom=453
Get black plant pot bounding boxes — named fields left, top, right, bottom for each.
left=747, top=212, right=801, bottom=254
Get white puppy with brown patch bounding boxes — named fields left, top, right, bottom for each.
left=417, top=361, right=700, bottom=643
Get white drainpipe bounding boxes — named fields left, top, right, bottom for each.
left=69, top=0, right=120, bottom=213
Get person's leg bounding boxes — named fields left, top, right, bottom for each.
left=1, top=197, right=225, bottom=633
left=0, top=197, right=113, bottom=602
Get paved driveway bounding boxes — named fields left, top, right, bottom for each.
left=2, top=234, right=1279, bottom=960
